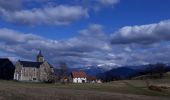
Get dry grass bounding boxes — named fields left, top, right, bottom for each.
left=0, top=80, right=170, bottom=100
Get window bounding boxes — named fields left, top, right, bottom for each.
left=82, top=80, right=85, bottom=83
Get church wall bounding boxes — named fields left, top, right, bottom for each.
left=14, top=62, right=22, bottom=80
left=20, top=67, right=39, bottom=81
left=39, top=61, right=54, bottom=82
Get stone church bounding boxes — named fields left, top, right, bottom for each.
left=14, top=51, right=54, bottom=82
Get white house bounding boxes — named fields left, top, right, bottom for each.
left=71, top=71, right=87, bottom=83
left=87, top=76, right=102, bottom=83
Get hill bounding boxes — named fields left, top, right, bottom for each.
left=97, top=63, right=170, bottom=81
left=97, top=67, right=139, bottom=81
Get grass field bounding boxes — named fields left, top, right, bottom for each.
left=0, top=79, right=170, bottom=100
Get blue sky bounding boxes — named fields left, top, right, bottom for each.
left=0, top=0, right=170, bottom=69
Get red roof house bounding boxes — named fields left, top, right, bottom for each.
left=71, top=71, right=87, bottom=83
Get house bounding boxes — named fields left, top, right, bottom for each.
left=14, top=51, right=54, bottom=82
left=87, top=76, right=102, bottom=83
left=96, top=79, right=102, bottom=83
left=0, top=58, right=15, bottom=80
left=71, top=71, right=87, bottom=83
left=87, top=76, right=97, bottom=83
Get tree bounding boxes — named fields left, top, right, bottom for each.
left=58, top=62, right=69, bottom=84
left=148, top=64, right=155, bottom=76
left=59, top=62, right=69, bottom=77
left=42, top=65, right=55, bottom=83
left=154, top=63, right=166, bottom=78
left=148, top=63, right=166, bottom=78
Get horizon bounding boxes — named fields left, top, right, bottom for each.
left=0, top=0, right=170, bottom=69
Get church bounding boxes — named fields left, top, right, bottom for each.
left=14, top=51, right=54, bottom=82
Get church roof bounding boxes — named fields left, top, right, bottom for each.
left=19, top=61, right=43, bottom=68
left=18, top=60, right=53, bottom=68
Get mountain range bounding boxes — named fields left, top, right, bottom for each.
left=54, top=63, right=170, bottom=81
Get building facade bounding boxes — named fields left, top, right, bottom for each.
left=14, top=51, right=54, bottom=82
left=0, top=58, right=15, bottom=80
left=71, top=71, right=87, bottom=83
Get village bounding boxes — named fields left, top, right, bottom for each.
left=0, top=0, right=170, bottom=100
left=0, top=51, right=102, bottom=84
left=0, top=51, right=170, bottom=100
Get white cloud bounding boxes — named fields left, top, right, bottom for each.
left=0, top=5, right=88, bottom=25
left=1, top=21, right=170, bottom=68
left=0, top=28, right=42, bottom=43
left=111, top=20, right=170, bottom=44
left=0, top=0, right=120, bottom=26
left=0, top=25, right=113, bottom=68
left=99, top=0, right=120, bottom=6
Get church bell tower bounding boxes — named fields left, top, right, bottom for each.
left=37, top=50, right=44, bottom=62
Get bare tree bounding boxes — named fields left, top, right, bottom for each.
left=148, top=63, right=166, bottom=78
left=155, top=63, right=166, bottom=78
left=59, top=62, right=69, bottom=77
left=58, top=62, right=69, bottom=84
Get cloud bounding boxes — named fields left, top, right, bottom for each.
left=0, top=5, right=88, bottom=25
left=0, top=28, right=42, bottom=44
left=111, top=20, right=170, bottom=44
left=109, top=19, right=170, bottom=67
left=108, top=41, right=170, bottom=67
left=1, top=21, right=170, bottom=68
left=99, top=0, right=120, bottom=6
left=76, top=0, right=120, bottom=11
left=0, top=25, right=113, bottom=68
left=0, top=0, right=120, bottom=26
left=0, top=0, right=21, bottom=11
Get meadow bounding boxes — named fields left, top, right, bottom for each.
left=0, top=79, right=170, bottom=100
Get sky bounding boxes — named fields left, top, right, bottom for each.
left=0, top=0, right=170, bottom=69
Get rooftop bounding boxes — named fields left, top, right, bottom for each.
left=19, top=61, right=43, bottom=68
left=71, top=71, right=87, bottom=78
